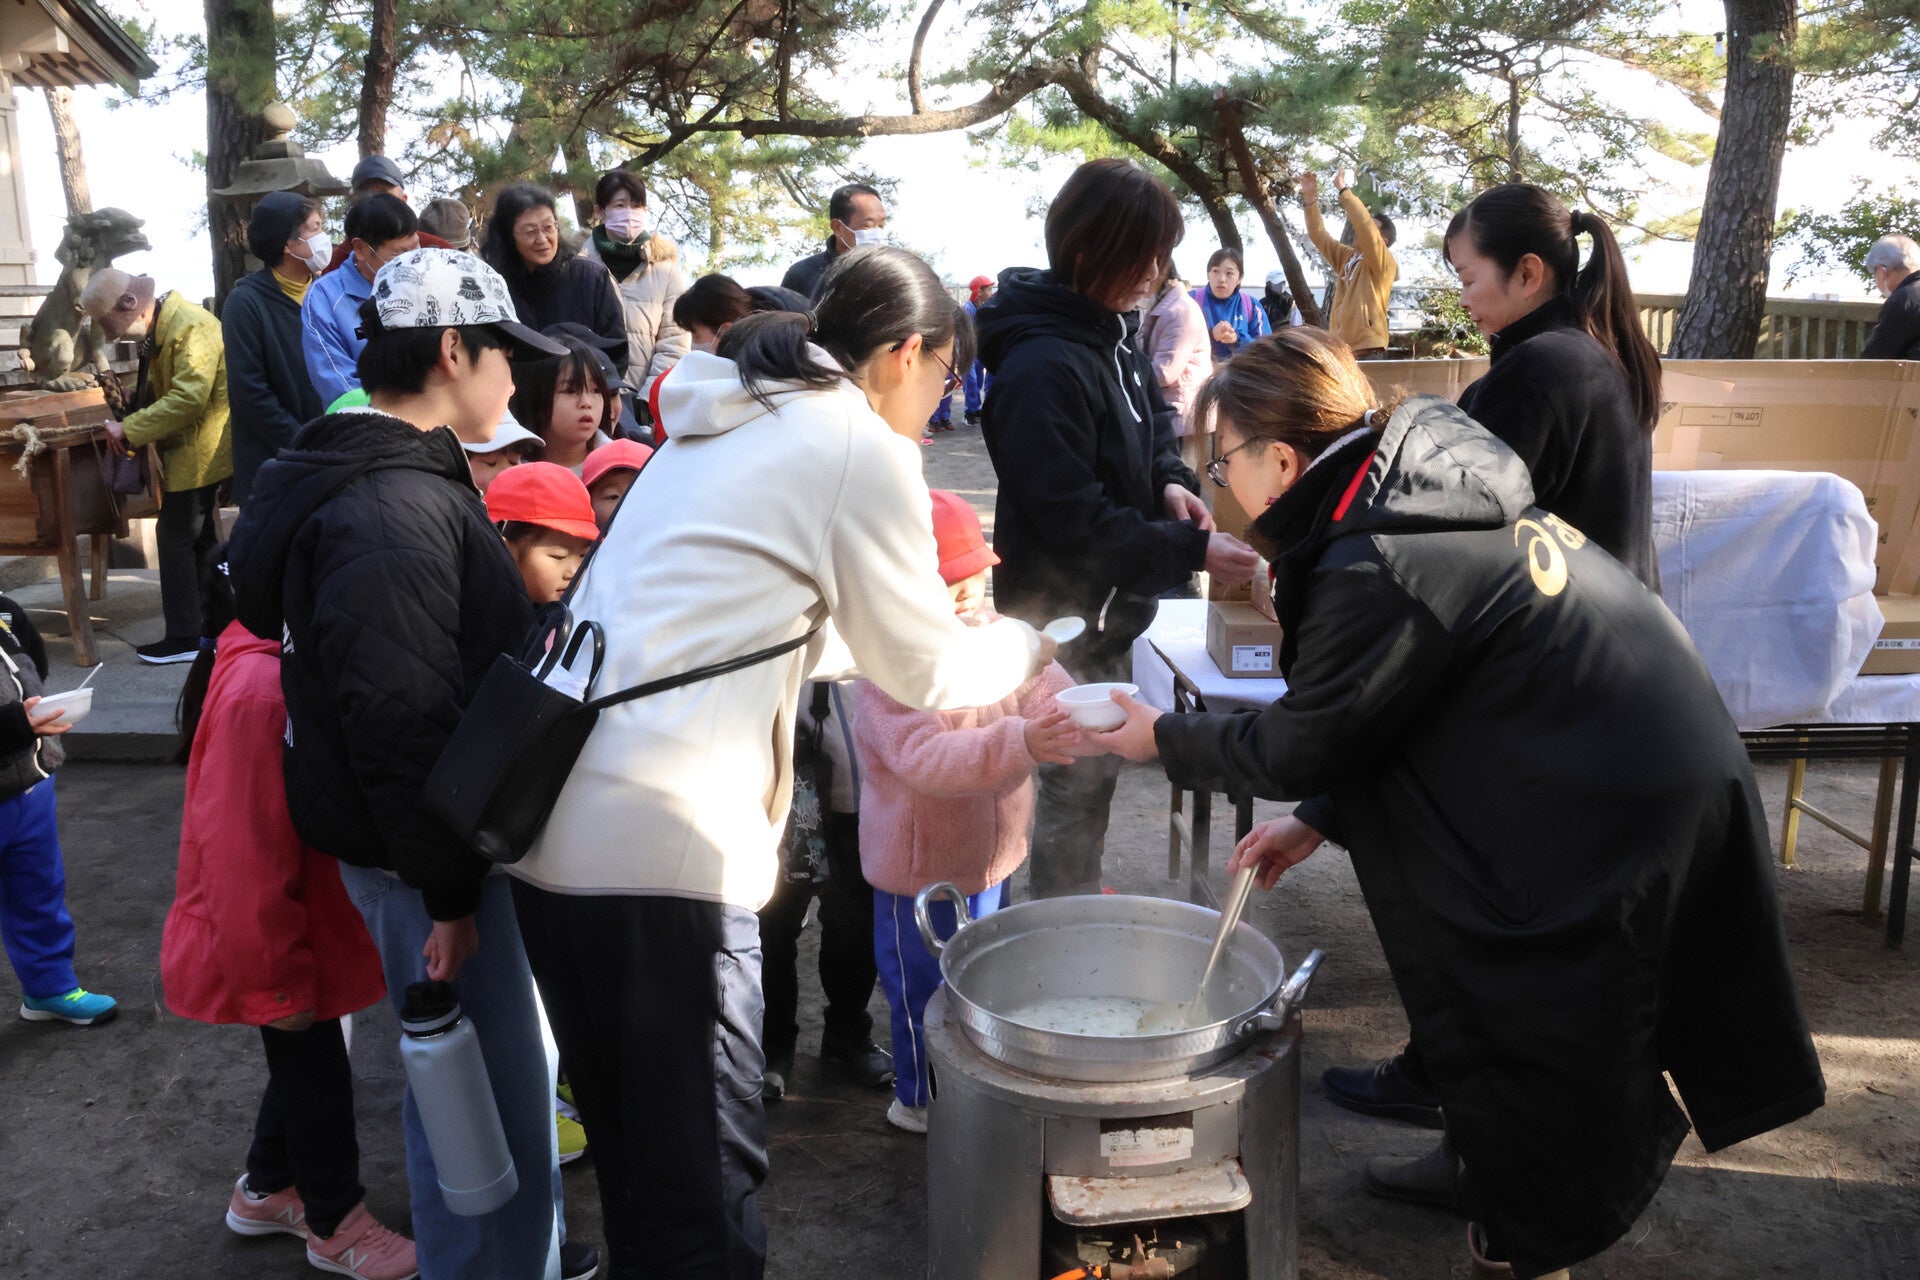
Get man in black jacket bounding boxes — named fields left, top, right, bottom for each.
left=779, top=183, right=886, bottom=300
left=227, top=248, right=594, bottom=1280
left=223, top=192, right=326, bottom=505
left=1863, top=234, right=1920, bottom=360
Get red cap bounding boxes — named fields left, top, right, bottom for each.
left=582, top=438, right=654, bottom=488
left=929, top=489, right=998, bottom=584
left=484, top=462, right=601, bottom=542
left=969, top=274, right=993, bottom=303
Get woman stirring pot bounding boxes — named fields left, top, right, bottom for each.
left=1094, top=330, right=1823, bottom=1280
left=508, top=246, right=1054, bottom=1280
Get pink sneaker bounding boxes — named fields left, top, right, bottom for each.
left=305, top=1202, right=418, bottom=1280
left=225, top=1174, right=307, bottom=1238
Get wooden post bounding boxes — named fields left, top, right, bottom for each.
left=44, top=87, right=91, bottom=217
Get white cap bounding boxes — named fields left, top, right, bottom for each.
left=462, top=411, right=543, bottom=455
left=370, top=249, right=568, bottom=357
left=1266, top=271, right=1289, bottom=289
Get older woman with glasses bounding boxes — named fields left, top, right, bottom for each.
left=481, top=183, right=630, bottom=372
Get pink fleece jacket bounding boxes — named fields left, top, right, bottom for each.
left=855, top=633, right=1076, bottom=898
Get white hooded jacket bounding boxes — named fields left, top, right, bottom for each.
left=510, top=350, right=1043, bottom=908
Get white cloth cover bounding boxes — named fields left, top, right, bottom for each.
left=1816, top=674, right=1920, bottom=726
left=1653, top=470, right=1883, bottom=730
left=1131, top=599, right=1289, bottom=714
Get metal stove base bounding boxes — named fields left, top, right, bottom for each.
left=923, top=987, right=1300, bottom=1280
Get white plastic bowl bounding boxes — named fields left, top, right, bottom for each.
left=1055, top=682, right=1139, bottom=731
left=34, top=687, right=92, bottom=727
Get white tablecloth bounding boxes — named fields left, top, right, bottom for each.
left=1653, top=470, right=1882, bottom=731
left=1130, top=599, right=1289, bottom=713
left=1813, top=674, right=1920, bottom=726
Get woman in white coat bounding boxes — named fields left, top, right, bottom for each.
left=578, top=168, right=692, bottom=390
left=509, top=246, right=1055, bottom=1280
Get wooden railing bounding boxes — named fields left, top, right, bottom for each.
left=1636, top=292, right=1885, bottom=359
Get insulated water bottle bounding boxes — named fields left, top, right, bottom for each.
left=398, top=980, right=520, bottom=1216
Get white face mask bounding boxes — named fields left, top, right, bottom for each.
left=602, top=207, right=646, bottom=241
left=852, top=227, right=886, bottom=248
left=301, top=232, right=331, bottom=273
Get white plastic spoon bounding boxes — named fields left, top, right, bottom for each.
left=1043, top=616, right=1086, bottom=645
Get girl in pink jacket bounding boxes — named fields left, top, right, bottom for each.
left=856, top=491, right=1079, bottom=1133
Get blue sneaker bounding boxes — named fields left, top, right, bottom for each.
left=21, top=987, right=117, bottom=1026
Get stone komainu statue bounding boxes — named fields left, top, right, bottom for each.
left=19, top=208, right=151, bottom=391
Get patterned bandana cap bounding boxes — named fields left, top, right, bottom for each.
left=371, top=248, right=569, bottom=357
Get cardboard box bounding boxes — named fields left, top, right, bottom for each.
left=1862, top=594, right=1920, bottom=675
left=1207, top=601, right=1285, bottom=679
left=1649, top=361, right=1920, bottom=595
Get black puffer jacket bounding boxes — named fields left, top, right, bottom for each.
left=494, top=253, right=629, bottom=372
left=1457, top=294, right=1657, bottom=587
left=976, top=268, right=1207, bottom=657
left=228, top=410, right=532, bottom=921
left=1154, top=398, right=1822, bottom=1276
left=1863, top=269, right=1920, bottom=360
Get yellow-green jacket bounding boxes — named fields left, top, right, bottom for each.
left=1304, top=188, right=1398, bottom=352
left=123, top=293, right=232, bottom=492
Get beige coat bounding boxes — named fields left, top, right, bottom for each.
left=580, top=233, right=692, bottom=385
left=1304, top=187, right=1398, bottom=352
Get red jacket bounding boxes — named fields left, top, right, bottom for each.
left=161, top=622, right=385, bottom=1026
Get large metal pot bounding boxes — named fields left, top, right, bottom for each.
left=915, top=883, right=1323, bottom=1083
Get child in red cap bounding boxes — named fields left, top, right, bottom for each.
left=853, top=489, right=1079, bottom=1133
left=484, top=462, right=601, bottom=604
left=580, top=438, right=654, bottom=534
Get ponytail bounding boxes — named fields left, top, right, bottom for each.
left=718, top=245, right=964, bottom=411
left=1568, top=210, right=1662, bottom=433
left=1445, top=185, right=1661, bottom=432
left=173, top=546, right=238, bottom=766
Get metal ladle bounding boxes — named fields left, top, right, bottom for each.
left=1137, top=864, right=1259, bottom=1033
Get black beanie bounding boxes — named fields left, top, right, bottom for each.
left=247, top=191, right=311, bottom=265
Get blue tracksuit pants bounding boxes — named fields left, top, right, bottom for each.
left=0, top=778, right=79, bottom=1000
left=874, top=881, right=1008, bottom=1107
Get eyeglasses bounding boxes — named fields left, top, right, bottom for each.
left=515, top=220, right=559, bottom=243
left=1206, top=438, right=1259, bottom=487
left=891, top=339, right=964, bottom=394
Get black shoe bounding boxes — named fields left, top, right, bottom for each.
left=136, top=635, right=200, bottom=665
left=965, top=411, right=982, bottom=427
left=1363, top=1133, right=1480, bottom=1218
left=821, top=1035, right=895, bottom=1088
left=560, top=1239, right=599, bottom=1280
left=763, top=1048, right=794, bottom=1101
left=1323, top=1052, right=1444, bottom=1128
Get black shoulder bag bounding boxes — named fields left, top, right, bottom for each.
left=424, top=610, right=817, bottom=865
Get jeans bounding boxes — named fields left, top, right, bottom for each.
left=1029, top=642, right=1132, bottom=897
left=338, top=865, right=560, bottom=1280
left=157, top=480, right=222, bottom=640
left=0, top=779, right=78, bottom=999
left=758, top=812, right=876, bottom=1062
left=249, top=1018, right=364, bottom=1240
left=515, top=884, right=768, bottom=1280
left=874, top=882, right=1007, bottom=1107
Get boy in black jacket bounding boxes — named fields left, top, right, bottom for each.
left=0, top=596, right=116, bottom=1026
left=228, top=249, right=595, bottom=1280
